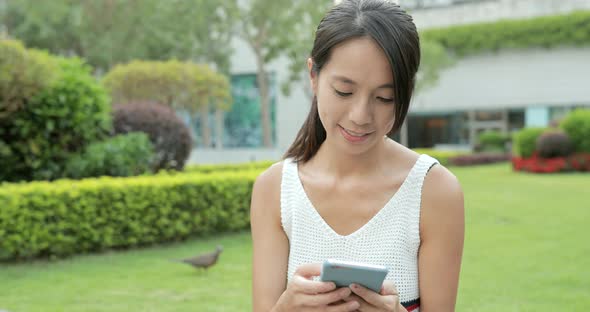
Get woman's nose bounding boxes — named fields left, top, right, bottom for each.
left=348, top=98, right=372, bottom=126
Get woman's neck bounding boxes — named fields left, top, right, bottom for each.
left=310, top=137, right=393, bottom=179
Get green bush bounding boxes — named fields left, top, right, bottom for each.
left=560, top=109, right=590, bottom=153
left=102, top=60, right=232, bottom=112
left=478, top=130, right=510, bottom=152
left=513, top=128, right=546, bottom=158
left=65, top=133, right=154, bottom=179
left=0, top=170, right=257, bottom=260
left=0, top=56, right=111, bottom=182
left=0, top=39, right=58, bottom=118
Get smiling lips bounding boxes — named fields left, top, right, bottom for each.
left=339, top=125, right=374, bottom=143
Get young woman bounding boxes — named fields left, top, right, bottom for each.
left=250, top=0, right=464, bottom=311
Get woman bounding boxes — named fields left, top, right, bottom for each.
left=250, top=0, right=464, bottom=311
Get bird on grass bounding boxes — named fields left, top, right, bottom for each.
left=172, top=245, right=223, bottom=271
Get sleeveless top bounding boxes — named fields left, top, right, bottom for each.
left=280, top=154, right=439, bottom=312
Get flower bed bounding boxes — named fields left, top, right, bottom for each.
left=512, top=152, right=590, bottom=173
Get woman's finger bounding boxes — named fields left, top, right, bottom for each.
left=304, top=287, right=353, bottom=306
left=380, top=280, right=399, bottom=296
left=292, top=275, right=336, bottom=294
left=294, top=263, right=323, bottom=278
left=325, top=299, right=361, bottom=312
left=349, top=284, right=383, bottom=306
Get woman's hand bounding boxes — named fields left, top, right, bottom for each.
left=342, top=281, right=406, bottom=312
left=273, top=263, right=360, bottom=312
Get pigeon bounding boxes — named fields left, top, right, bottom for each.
left=172, top=245, right=223, bottom=270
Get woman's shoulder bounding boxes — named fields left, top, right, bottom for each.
left=253, top=160, right=285, bottom=196
left=387, top=141, right=463, bottom=212
left=250, top=160, right=285, bottom=226
left=419, top=155, right=464, bottom=235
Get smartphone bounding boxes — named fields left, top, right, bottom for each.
left=320, top=259, right=388, bottom=293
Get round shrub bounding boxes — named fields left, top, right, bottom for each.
left=0, top=56, right=111, bottom=182
left=513, top=127, right=545, bottom=158
left=536, top=130, right=573, bottom=159
left=113, top=101, right=192, bottom=171
left=560, top=108, right=590, bottom=153
left=65, top=132, right=154, bottom=179
left=478, top=130, right=510, bottom=152
left=0, top=39, right=58, bottom=118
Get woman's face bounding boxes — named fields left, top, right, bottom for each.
left=309, top=36, right=396, bottom=155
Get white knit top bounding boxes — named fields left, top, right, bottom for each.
left=280, top=154, right=439, bottom=311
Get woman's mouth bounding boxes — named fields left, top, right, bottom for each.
left=339, top=125, right=373, bottom=143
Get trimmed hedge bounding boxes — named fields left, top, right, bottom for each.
left=422, top=10, right=590, bottom=57
left=184, top=161, right=275, bottom=174
left=0, top=171, right=257, bottom=260
left=413, top=148, right=469, bottom=166
left=0, top=148, right=474, bottom=260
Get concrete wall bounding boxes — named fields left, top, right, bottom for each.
left=411, top=47, right=590, bottom=113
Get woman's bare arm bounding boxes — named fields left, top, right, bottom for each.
left=418, top=165, right=465, bottom=312
left=251, top=162, right=290, bottom=311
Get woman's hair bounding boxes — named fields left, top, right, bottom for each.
left=284, top=0, right=420, bottom=162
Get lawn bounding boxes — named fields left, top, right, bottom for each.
left=1, top=164, right=589, bottom=311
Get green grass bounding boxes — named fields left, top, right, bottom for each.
left=1, top=164, right=589, bottom=311
left=0, top=233, right=253, bottom=312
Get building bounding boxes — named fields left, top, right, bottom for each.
left=400, top=0, right=590, bottom=149
left=189, top=0, right=590, bottom=164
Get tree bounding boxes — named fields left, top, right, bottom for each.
left=237, top=0, right=333, bottom=147
left=1, top=0, right=237, bottom=73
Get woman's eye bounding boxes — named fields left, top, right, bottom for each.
left=334, top=90, right=352, bottom=97
left=377, top=97, right=394, bottom=103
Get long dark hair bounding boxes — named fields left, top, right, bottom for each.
left=284, top=0, right=420, bottom=162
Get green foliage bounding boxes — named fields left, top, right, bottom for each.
left=478, top=130, right=510, bottom=152
left=0, top=171, right=256, bottom=260
left=0, top=53, right=111, bottom=182
left=560, top=108, right=590, bottom=153
left=3, top=0, right=237, bottom=72
left=0, top=39, right=58, bottom=117
left=184, top=161, right=275, bottom=174
left=102, top=60, right=231, bottom=112
left=65, top=133, right=154, bottom=179
left=422, top=11, right=590, bottom=56
left=513, top=127, right=546, bottom=157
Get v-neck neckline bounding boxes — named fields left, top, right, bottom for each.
left=292, top=154, right=424, bottom=239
